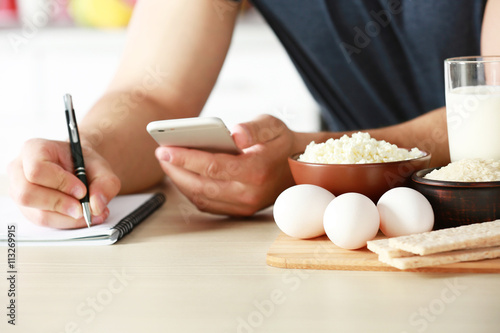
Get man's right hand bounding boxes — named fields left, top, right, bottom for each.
left=7, top=138, right=121, bottom=229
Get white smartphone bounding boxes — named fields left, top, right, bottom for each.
left=146, top=117, right=241, bottom=154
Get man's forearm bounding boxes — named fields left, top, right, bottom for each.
left=369, top=107, right=449, bottom=167
left=79, top=92, right=174, bottom=194
left=72, top=0, right=240, bottom=194
left=294, top=107, right=450, bottom=167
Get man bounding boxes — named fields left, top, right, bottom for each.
left=8, top=0, right=500, bottom=228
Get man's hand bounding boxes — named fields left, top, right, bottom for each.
left=155, top=115, right=297, bottom=215
left=8, top=139, right=121, bottom=229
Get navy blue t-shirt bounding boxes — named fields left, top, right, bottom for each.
left=247, top=0, right=487, bottom=131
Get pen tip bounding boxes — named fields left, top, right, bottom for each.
left=82, top=202, right=92, bottom=228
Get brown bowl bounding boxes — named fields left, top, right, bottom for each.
left=288, top=151, right=431, bottom=202
left=411, top=168, right=500, bottom=230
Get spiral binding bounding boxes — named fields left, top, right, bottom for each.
left=112, top=193, right=166, bottom=240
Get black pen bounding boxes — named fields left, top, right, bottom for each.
left=64, top=94, right=92, bottom=228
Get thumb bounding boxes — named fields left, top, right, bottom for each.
left=231, top=114, right=288, bottom=149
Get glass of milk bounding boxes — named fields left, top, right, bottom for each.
left=445, top=56, right=500, bottom=162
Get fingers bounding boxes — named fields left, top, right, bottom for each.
left=231, top=114, right=288, bottom=149
left=155, top=145, right=257, bottom=211
left=8, top=155, right=84, bottom=220
left=8, top=139, right=120, bottom=229
left=85, top=150, right=121, bottom=216
left=22, top=139, right=87, bottom=199
left=159, top=160, right=258, bottom=216
left=156, top=147, right=243, bottom=181
left=9, top=156, right=110, bottom=229
left=19, top=205, right=110, bottom=230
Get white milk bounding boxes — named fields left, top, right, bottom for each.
left=446, top=85, right=500, bottom=161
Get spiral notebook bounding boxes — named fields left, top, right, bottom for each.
left=0, top=193, right=166, bottom=246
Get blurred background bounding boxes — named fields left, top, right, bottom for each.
left=0, top=0, right=319, bottom=177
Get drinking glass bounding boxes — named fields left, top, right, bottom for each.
left=444, top=56, right=500, bottom=162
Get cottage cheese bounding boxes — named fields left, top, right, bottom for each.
left=298, top=132, right=423, bottom=164
left=424, top=159, right=500, bottom=182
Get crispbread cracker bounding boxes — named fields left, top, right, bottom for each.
left=379, top=245, right=500, bottom=270
left=388, top=220, right=500, bottom=255
left=366, top=238, right=414, bottom=258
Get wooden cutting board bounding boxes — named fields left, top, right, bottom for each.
left=266, top=232, right=500, bottom=273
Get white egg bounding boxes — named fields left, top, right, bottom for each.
left=377, top=187, right=434, bottom=237
left=273, top=184, right=335, bottom=239
left=323, top=193, right=380, bottom=250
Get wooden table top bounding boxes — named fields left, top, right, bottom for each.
left=1, top=174, right=499, bottom=333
